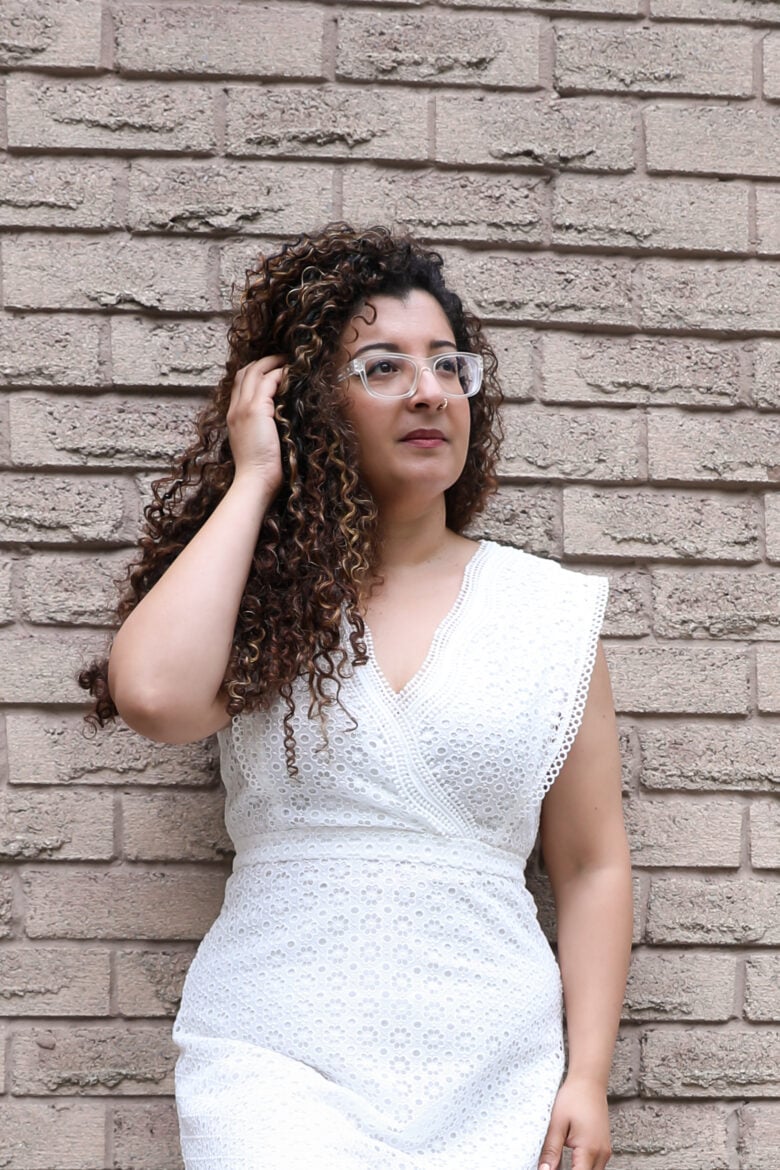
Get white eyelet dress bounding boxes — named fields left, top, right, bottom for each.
left=173, top=541, right=608, bottom=1170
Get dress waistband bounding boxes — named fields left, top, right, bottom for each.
left=232, top=827, right=527, bottom=883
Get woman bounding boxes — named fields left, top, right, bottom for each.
left=82, top=224, right=632, bottom=1170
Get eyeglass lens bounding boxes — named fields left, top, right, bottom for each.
left=362, top=354, right=480, bottom=397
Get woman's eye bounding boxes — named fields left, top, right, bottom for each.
left=365, top=359, right=399, bottom=377
left=437, top=357, right=459, bottom=376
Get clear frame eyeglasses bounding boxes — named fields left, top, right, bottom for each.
left=338, top=351, right=483, bottom=400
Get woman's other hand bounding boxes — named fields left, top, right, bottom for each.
left=227, top=355, right=287, bottom=492
left=538, top=1075, right=612, bottom=1170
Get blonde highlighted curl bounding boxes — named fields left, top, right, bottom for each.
left=79, top=223, right=504, bottom=772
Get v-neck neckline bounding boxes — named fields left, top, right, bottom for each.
left=362, top=540, right=489, bottom=702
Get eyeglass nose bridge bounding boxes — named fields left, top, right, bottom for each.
left=408, top=359, right=448, bottom=400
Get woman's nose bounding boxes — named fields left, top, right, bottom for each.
left=411, top=365, right=446, bottom=408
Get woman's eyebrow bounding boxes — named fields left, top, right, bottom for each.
left=352, top=339, right=457, bottom=357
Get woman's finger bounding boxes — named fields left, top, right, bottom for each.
left=230, top=355, right=287, bottom=408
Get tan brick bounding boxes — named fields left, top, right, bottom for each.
left=756, top=186, right=780, bottom=254
left=11, top=1024, right=176, bottom=1096
left=590, top=567, right=650, bottom=638
left=436, top=93, right=634, bottom=172
left=757, top=645, right=780, bottom=712
left=0, top=1101, right=105, bottom=1169
left=647, top=876, right=780, bottom=944
left=610, top=1101, right=731, bottom=1169
left=23, top=868, right=227, bottom=940
left=0, top=398, right=12, bottom=463
left=0, top=790, right=114, bottom=861
left=556, top=24, right=752, bottom=97
left=441, top=0, right=639, bottom=11
left=745, top=955, right=780, bottom=1021
left=0, top=156, right=116, bottom=229
left=0, top=316, right=102, bottom=387
left=116, top=949, right=195, bottom=1017
left=653, top=568, right=780, bottom=639
left=467, top=486, right=560, bottom=558
left=0, top=873, right=15, bottom=939
left=642, top=1028, right=780, bottom=1097
left=127, top=159, right=333, bottom=234
left=0, top=948, right=110, bottom=1016
left=638, top=259, right=780, bottom=334
left=226, top=86, right=428, bottom=160
left=3, top=234, right=213, bottom=313
left=116, top=3, right=324, bottom=78
left=0, top=628, right=117, bottom=704
left=0, top=0, right=101, bottom=69
left=111, top=317, right=227, bottom=389
left=6, top=76, right=216, bottom=153
left=563, top=487, right=759, bottom=561
left=5, top=713, right=219, bottom=787
left=625, top=796, right=742, bottom=867
left=10, top=394, right=201, bottom=469
left=638, top=722, right=779, bottom=793
left=552, top=175, right=749, bottom=254
left=483, top=327, right=535, bottom=402
left=623, top=951, right=735, bottom=1022
left=20, top=551, right=133, bottom=625
left=768, top=493, right=780, bottom=563
left=0, top=557, right=12, bottom=625
left=338, top=11, right=540, bottom=87
left=122, top=791, right=230, bottom=862
left=652, top=0, right=780, bottom=20
left=602, top=573, right=648, bottom=638
left=645, top=104, right=780, bottom=179
left=499, top=405, right=639, bottom=482
left=766, top=32, right=780, bottom=101
left=755, top=341, right=780, bottom=408
left=342, top=166, right=546, bottom=246
left=649, top=413, right=780, bottom=484
left=112, top=1101, right=183, bottom=1170
left=607, top=644, right=749, bottom=715
left=609, top=1029, right=640, bottom=1096
left=541, top=332, right=742, bottom=407
left=446, top=250, right=634, bottom=327
left=748, top=800, right=780, bottom=875
left=739, top=1104, right=780, bottom=1170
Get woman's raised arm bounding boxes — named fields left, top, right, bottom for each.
left=107, top=357, right=286, bottom=744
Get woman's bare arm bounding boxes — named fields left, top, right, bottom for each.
left=108, top=357, right=286, bottom=744
left=537, top=643, right=633, bottom=1170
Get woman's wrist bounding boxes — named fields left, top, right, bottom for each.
left=226, top=468, right=279, bottom=517
left=560, top=1066, right=610, bottom=1093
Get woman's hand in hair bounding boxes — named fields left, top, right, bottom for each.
left=227, top=355, right=287, bottom=493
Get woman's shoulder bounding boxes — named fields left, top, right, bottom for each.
left=478, top=539, right=608, bottom=603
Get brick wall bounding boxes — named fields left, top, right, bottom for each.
left=1, top=1, right=778, bottom=1167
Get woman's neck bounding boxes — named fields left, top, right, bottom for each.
left=373, top=498, right=463, bottom=573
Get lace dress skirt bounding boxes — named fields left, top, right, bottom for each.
left=173, top=831, right=565, bottom=1170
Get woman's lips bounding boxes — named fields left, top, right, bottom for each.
left=401, top=429, right=446, bottom=448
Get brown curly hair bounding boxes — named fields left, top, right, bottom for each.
left=80, top=223, right=504, bottom=769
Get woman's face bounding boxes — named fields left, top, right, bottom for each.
left=337, top=290, right=472, bottom=513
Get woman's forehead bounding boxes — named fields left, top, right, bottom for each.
left=341, top=290, right=454, bottom=350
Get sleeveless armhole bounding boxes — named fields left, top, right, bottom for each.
left=538, top=570, right=609, bottom=800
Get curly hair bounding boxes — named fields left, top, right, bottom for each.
left=79, top=223, right=504, bottom=770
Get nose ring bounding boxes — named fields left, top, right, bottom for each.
left=436, top=397, right=448, bottom=412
